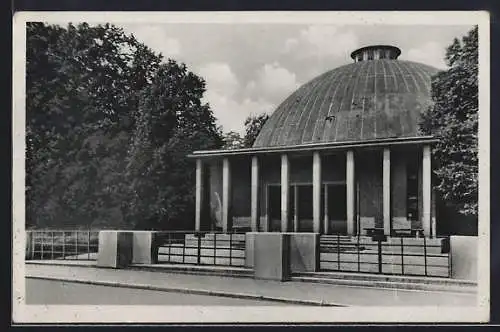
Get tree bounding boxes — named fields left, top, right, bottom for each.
left=124, top=61, right=222, bottom=230
left=243, top=113, right=269, bottom=147
left=420, top=26, right=478, bottom=217
left=222, top=131, right=245, bottom=149
left=26, top=22, right=222, bottom=230
left=27, top=22, right=163, bottom=228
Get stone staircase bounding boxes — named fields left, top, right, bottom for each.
left=157, top=233, right=246, bottom=267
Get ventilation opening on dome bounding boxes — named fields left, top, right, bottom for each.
left=350, top=45, right=401, bottom=62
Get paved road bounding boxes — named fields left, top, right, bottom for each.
left=25, top=278, right=289, bottom=305
left=25, top=263, right=476, bottom=306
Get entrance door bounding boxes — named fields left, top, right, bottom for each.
left=267, top=185, right=282, bottom=232
left=326, top=184, right=347, bottom=234
left=297, top=185, right=313, bottom=232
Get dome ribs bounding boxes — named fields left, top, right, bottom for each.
left=257, top=90, right=298, bottom=147
left=329, top=63, right=364, bottom=142
left=252, top=59, right=439, bottom=148
left=278, top=75, right=323, bottom=146
left=406, top=61, right=429, bottom=93
left=399, top=61, right=420, bottom=93
left=299, top=71, right=336, bottom=144
left=269, top=92, right=299, bottom=146
left=311, top=66, right=349, bottom=144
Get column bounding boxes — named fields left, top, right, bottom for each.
left=195, top=159, right=203, bottom=232
left=222, top=157, right=232, bottom=233
left=422, top=145, right=432, bottom=237
left=281, top=154, right=290, bottom=232
left=251, top=156, right=259, bottom=232
left=313, top=152, right=322, bottom=233
left=383, top=148, right=391, bottom=236
left=346, top=150, right=355, bottom=235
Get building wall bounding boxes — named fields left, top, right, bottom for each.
left=205, top=148, right=419, bottom=233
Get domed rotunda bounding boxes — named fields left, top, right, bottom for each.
left=189, top=45, right=440, bottom=238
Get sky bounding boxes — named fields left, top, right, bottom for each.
left=117, top=23, right=474, bottom=134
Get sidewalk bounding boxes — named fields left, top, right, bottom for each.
left=25, top=263, right=476, bottom=307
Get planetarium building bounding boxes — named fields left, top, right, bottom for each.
left=189, top=45, right=440, bottom=238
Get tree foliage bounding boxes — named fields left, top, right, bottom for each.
left=420, top=26, right=478, bottom=216
left=222, top=131, right=245, bottom=149
left=243, top=113, right=269, bottom=148
left=26, top=22, right=222, bottom=230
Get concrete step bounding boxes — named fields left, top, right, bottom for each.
left=294, top=271, right=476, bottom=287
left=291, top=275, right=476, bottom=293
left=130, top=263, right=253, bottom=278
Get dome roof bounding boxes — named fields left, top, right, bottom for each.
left=253, top=46, right=440, bottom=148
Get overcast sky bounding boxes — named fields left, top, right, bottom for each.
left=118, top=23, right=474, bottom=134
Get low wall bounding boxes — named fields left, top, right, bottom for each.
left=97, top=231, right=133, bottom=268
left=253, top=233, right=290, bottom=281
left=450, top=236, right=478, bottom=281
left=131, top=231, right=159, bottom=264
left=246, top=232, right=319, bottom=274
left=288, top=233, right=319, bottom=272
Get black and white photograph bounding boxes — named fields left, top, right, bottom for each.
left=12, top=11, right=490, bottom=323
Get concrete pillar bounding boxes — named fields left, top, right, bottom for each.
left=383, top=148, right=391, bottom=236
left=195, top=159, right=203, bottom=232
left=251, top=156, right=259, bottom=232
left=281, top=154, right=290, bottom=232
left=346, top=150, right=355, bottom=235
left=312, top=152, right=322, bottom=233
left=422, top=145, right=432, bottom=237
left=222, top=157, right=232, bottom=233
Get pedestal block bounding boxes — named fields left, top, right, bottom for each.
left=97, top=231, right=133, bottom=268
left=289, top=233, right=319, bottom=272
left=253, top=233, right=290, bottom=281
left=131, top=231, right=159, bottom=264
left=450, top=236, right=478, bottom=281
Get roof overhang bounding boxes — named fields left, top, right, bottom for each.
left=188, top=136, right=437, bottom=159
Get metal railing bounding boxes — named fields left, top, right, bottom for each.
left=155, top=231, right=246, bottom=267
left=319, top=233, right=451, bottom=278
left=26, top=230, right=99, bottom=261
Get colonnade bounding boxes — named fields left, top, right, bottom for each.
left=195, top=145, right=432, bottom=237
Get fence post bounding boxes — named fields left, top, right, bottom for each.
left=229, top=233, right=232, bottom=266
left=168, top=233, right=171, bottom=263
left=423, top=236, right=428, bottom=277
left=75, top=231, right=79, bottom=257
left=62, top=232, right=65, bottom=260
left=182, top=233, right=186, bottom=264
left=31, top=232, right=35, bottom=260
left=357, top=234, right=360, bottom=272
left=337, top=233, right=340, bottom=271
left=51, top=231, right=54, bottom=259
left=197, top=233, right=201, bottom=265
left=400, top=237, right=404, bottom=275
left=40, top=232, right=44, bottom=260
left=87, top=231, right=91, bottom=260
left=377, top=239, right=383, bottom=274
left=214, top=233, right=217, bottom=266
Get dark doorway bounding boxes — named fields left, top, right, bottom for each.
left=297, top=185, right=313, bottom=231
left=267, top=185, right=282, bottom=232
left=326, top=184, right=347, bottom=234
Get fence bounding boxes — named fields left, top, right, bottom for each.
left=26, top=230, right=99, bottom=261
left=319, top=234, right=451, bottom=278
left=155, top=231, right=246, bottom=267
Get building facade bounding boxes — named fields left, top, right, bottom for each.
left=189, top=45, right=441, bottom=238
